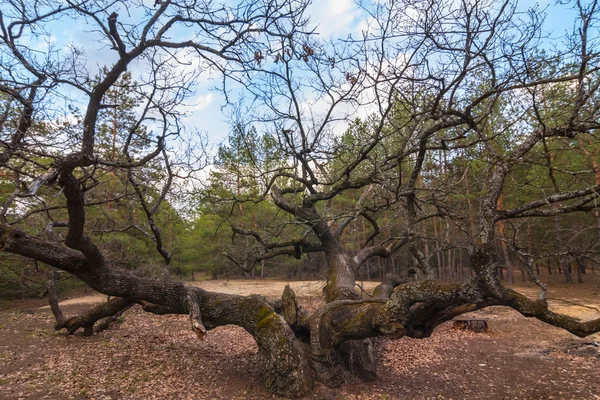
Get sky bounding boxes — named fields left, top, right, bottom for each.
left=0, top=0, right=586, bottom=155
left=179, top=0, right=581, bottom=148
left=181, top=0, right=373, bottom=150
left=183, top=0, right=580, bottom=151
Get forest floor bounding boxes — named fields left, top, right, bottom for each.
left=1, top=277, right=600, bottom=400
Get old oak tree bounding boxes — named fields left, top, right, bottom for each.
left=1, top=0, right=600, bottom=397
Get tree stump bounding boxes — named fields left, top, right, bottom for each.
left=452, top=319, right=488, bottom=333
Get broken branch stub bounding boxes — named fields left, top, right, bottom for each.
left=185, top=290, right=206, bottom=340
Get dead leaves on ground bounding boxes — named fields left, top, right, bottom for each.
left=0, top=304, right=599, bottom=399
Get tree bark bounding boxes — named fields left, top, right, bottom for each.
left=0, top=227, right=313, bottom=398
left=57, top=297, right=135, bottom=335
left=3, top=224, right=600, bottom=397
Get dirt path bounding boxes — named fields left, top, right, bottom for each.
left=1, top=280, right=598, bottom=399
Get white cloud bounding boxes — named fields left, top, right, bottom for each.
left=308, top=0, right=364, bottom=37
left=187, top=93, right=214, bottom=113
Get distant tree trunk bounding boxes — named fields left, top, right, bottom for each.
left=580, top=137, right=600, bottom=245
left=445, top=221, right=453, bottom=279
left=465, top=171, right=478, bottom=240
left=448, top=249, right=454, bottom=280
left=461, top=253, right=465, bottom=280
left=528, top=222, right=534, bottom=280
left=597, top=214, right=600, bottom=246
left=561, top=257, right=572, bottom=283
left=491, top=251, right=504, bottom=281
left=554, top=216, right=572, bottom=283
left=433, top=217, right=443, bottom=280
left=502, top=244, right=513, bottom=285
left=390, top=254, right=397, bottom=276
left=576, top=260, right=584, bottom=283
left=497, top=195, right=513, bottom=285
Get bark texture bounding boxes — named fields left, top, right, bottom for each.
left=0, top=227, right=314, bottom=398
left=55, top=297, right=135, bottom=335
left=3, top=225, right=600, bottom=398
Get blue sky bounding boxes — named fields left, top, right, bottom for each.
left=182, top=0, right=583, bottom=147
left=1, top=0, right=586, bottom=155
left=187, top=0, right=581, bottom=150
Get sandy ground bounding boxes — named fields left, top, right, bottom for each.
left=37, top=280, right=371, bottom=309
left=2, top=278, right=599, bottom=400
left=39, top=279, right=600, bottom=321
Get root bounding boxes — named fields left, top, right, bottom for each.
left=53, top=297, right=135, bottom=335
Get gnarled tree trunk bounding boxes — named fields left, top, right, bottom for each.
left=3, top=224, right=600, bottom=398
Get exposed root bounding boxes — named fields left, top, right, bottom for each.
left=46, top=268, right=65, bottom=329
left=93, top=304, right=133, bottom=334
left=54, top=297, right=135, bottom=335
